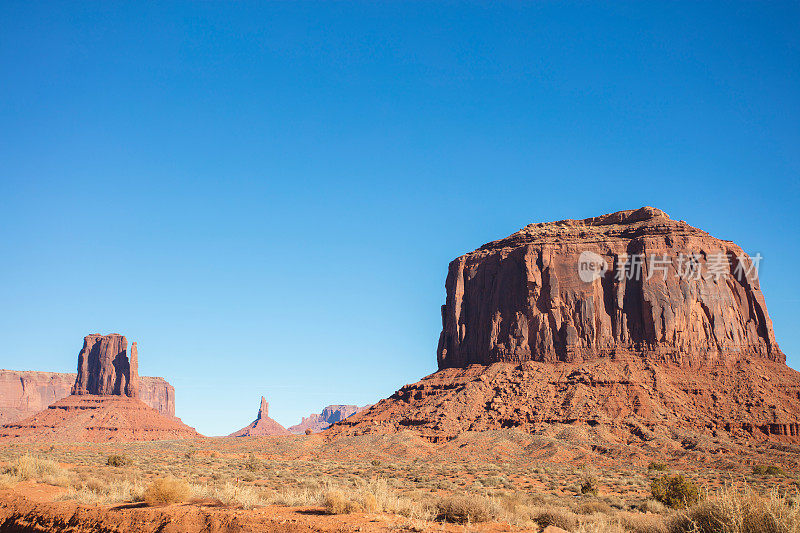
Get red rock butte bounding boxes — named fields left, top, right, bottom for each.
left=0, top=334, right=198, bottom=442
left=229, top=396, right=290, bottom=437
left=437, top=206, right=780, bottom=368
left=288, top=404, right=370, bottom=434
left=329, top=208, right=800, bottom=443
left=72, top=333, right=139, bottom=397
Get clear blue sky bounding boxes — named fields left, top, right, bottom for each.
left=1, top=2, right=798, bottom=436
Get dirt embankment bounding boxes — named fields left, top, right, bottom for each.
left=0, top=492, right=337, bottom=533
left=0, top=489, right=507, bottom=533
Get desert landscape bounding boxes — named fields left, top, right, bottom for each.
left=3, top=2, right=798, bottom=532
left=1, top=208, right=799, bottom=532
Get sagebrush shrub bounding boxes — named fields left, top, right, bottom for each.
left=651, top=475, right=700, bottom=509
left=435, top=494, right=493, bottom=524
left=106, top=455, right=130, bottom=467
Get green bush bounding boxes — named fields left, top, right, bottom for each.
left=651, top=475, right=700, bottom=509
left=648, top=461, right=668, bottom=472
left=752, top=465, right=785, bottom=476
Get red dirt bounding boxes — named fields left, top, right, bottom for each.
left=0, top=487, right=518, bottom=533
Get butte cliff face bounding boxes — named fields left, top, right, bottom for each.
left=437, top=207, right=780, bottom=369
left=229, top=396, right=290, bottom=437
left=72, top=333, right=139, bottom=397
left=329, top=208, right=800, bottom=443
left=0, top=333, right=198, bottom=442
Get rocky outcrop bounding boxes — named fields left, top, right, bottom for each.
left=72, top=334, right=139, bottom=397
left=288, top=405, right=369, bottom=434
left=0, top=370, right=175, bottom=425
left=330, top=357, right=800, bottom=442
left=437, top=207, right=781, bottom=368
left=328, top=208, right=800, bottom=443
left=229, top=396, right=290, bottom=437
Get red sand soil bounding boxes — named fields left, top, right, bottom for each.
left=0, top=484, right=519, bottom=533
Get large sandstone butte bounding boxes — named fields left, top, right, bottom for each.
left=437, top=206, right=780, bottom=367
left=229, top=396, right=290, bottom=437
left=329, top=208, right=800, bottom=443
left=72, top=333, right=139, bottom=397
left=0, top=334, right=198, bottom=442
left=288, top=404, right=370, bottom=434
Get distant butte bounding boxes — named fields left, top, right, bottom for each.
left=229, top=396, right=290, bottom=437
left=288, top=404, right=370, bottom=434
left=0, top=334, right=198, bottom=442
left=328, top=207, right=800, bottom=443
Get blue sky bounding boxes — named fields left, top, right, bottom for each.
left=1, top=2, right=798, bottom=436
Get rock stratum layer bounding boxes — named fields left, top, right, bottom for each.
left=229, top=397, right=290, bottom=437
left=0, top=370, right=175, bottom=425
left=288, top=405, right=369, bottom=434
left=329, top=208, right=800, bottom=443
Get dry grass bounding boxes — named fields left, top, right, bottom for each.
left=208, top=482, right=265, bottom=509
left=615, top=511, right=669, bottom=533
left=668, top=486, right=800, bottom=533
left=324, top=490, right=363, bottom=514
left=533, top=506, right=580, bottom=531
left=3, top=455, right=67, bottom=482
left=266, top=487, right=324, bottom=507
left=143, top=477, right=191, bottom=506
left=0, top=473, right=18, bottom=489
left=56, top=479, right=145, bottom=506
left=0, top=434, right=796, bottom=532
left=639, top=499, right=667, bottom=514
left=321, top=479, right=434, bottom=520
left=577, top=499, right=613, bottom=515
left=434, top=494, right=495, bottom=524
